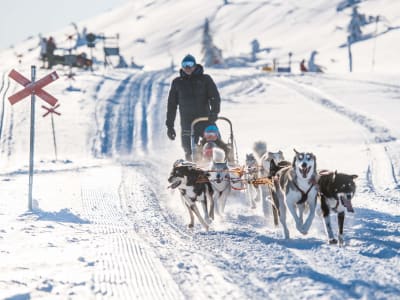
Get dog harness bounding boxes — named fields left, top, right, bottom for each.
left=293, top=177, right=317, bottom=204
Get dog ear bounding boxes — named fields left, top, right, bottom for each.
left=292, top=155, right=296, bottom=167
left=293, top=148, right=299, bottom=155
left=270, top=159, right=277, bottom=171
left=351, top=174, right=358, bottom=179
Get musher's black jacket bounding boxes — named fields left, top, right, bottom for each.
left=166, top=64, right=220, bottom=131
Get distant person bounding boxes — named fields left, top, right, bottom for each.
left=307, top=51, right=324, bottom=73
left=39, top=36, right=47, bottom=68
left=166, top=54, right=221, bottom=161
left=300, top=59, right=308, bottom=72
left=46, top=37, right=57, bottom=69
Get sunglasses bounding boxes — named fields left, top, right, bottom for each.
left=182, top=61, right=195, bottom=68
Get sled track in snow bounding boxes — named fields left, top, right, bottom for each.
left=275, top=76, right=396, bottom=143
left=269, top=75, right=400, bottom=204
left=81, top=181, right=183, bottom=299
left=92, top=69, right=173, bottom=157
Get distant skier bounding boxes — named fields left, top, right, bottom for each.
left=166, top=54, right=221, bottom=161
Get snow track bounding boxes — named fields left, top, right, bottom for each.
left=269, top=75, right=400, bottom=202
left=92, top=69, right=173, bottom=158
left=80, top=167, right=183, bottom=299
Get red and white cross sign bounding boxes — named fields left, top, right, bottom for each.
left=8, top=69, right=59, bottom=106
left=42, top=104, right=61, bottom=118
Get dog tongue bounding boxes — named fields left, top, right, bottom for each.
left=342, top=198, right=354, bottom=213
left=300, top=167, right=308, bottom=178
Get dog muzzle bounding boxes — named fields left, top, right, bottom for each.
left=340, top=194, right=354, bottom=213
left=299, top=166, right=311, bottom=178
left=168, top=179, right=182, bottom=189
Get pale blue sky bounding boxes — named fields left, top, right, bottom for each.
left=0, top=0, right=129, bottom=50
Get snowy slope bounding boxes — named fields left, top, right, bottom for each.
left=0, top=0, right=399, bottom=299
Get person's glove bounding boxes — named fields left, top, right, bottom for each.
left=208, top=113, right=218, bottom=124
left=167, top=127, right=176, bottom=140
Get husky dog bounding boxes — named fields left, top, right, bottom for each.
left=253, top=141, right=268, bottom=161
left=208, top=148, right=231, bottom=216
left=168, top=160, right=214, bottom=230
left=268, top=158, right=291, bottom=225
left=318, top=170, right=358, bottom=246
left=245, top=153, right=262, bottom=209
left=272, top=149, right=318, bottom=239
left=259, top=150, right=286, bottom=221
left=260, top=151, right=285, bottom=178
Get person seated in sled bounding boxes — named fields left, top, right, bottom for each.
left=199, top=124, right=230, bottom=162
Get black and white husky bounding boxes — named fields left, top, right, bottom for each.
left=208, top=148, right=231, bottom=216
left=272, top=149, right=318, bottom=239
left=168, top=160, right=214, bottom=230
left=260, top=151, right=285, bottom=179
left=318, top=170, right=358, bottom=246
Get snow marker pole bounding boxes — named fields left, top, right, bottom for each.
left=28, top=65, right=36, bottom=211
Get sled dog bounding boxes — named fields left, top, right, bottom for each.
left=260, top=151, right=285, bottom=179
left=259, top=150, right=286, bottom=222
left=208, top=148, right=231, bottom=216
left=168, top=160, right=214, bottom=230
left=245, top=153, right=262, bottom=209
left=318, top=170, right=358, bottom=246
left=272, top=149, right=318, bottom=239
left=252, top=141, right=267, bottom=161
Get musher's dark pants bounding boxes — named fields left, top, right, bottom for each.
left=181, top=121, right=209, bottom=161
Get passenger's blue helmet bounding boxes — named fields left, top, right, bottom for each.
left=203, top=125, right=220, bottom=141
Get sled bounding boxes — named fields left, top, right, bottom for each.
left=190, top=116, right=239, bottom=166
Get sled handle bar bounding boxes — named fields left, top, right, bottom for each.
left=190, top=116, right=234, bottom=162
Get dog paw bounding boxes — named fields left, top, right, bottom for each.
left=205, top=217, right=213, bottom=225
left=328, top=239, right=338, bottom=244
left=188, top=224, right=194, bottom=229
left=296, top=224, right=306, bottom=234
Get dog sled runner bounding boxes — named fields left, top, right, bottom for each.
left=190, top=116, right=239, bottom=166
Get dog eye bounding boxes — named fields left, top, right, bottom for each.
left=298, top=154, right=304, bottom=160
left=306, top=154, right=312, bottom=160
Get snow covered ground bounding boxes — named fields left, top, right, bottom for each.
left=0, top=0, right=399, bottom=299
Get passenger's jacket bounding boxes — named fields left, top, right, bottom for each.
left=166, top=64, right=220, bottom=130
